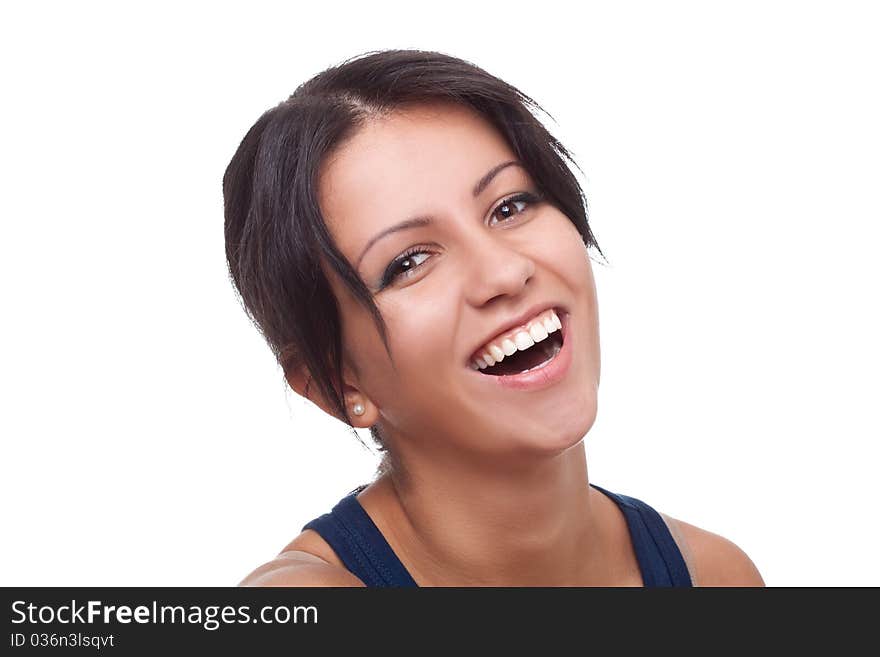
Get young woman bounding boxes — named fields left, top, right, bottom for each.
left=224, top=49, right=764, bottom=587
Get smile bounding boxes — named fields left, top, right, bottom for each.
left=471, top=309, right=563, bottom=374
left=466, top=311, right=572, bottom=392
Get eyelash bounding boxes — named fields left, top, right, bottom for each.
left=379, top=191, right=543, bottom=289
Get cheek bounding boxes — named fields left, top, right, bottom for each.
left=553, top=216, right=593, bottom=277
left=545, top=216, right=601, bottom=375
left=382, top=297, right=458, bottom=380
left=351, top=297, right=460, bottom=404
left=366, top=323, right=463, bottom=434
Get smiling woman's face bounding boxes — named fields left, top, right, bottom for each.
left=317, top=102, right=601, bottom=469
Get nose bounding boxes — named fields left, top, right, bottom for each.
left=461, top=231, right=536, bottom=308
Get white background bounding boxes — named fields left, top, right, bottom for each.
left=1, top=1, right=877, bottom=586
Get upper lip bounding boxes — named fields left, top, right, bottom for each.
left=466, top=302, right=565, bottom=366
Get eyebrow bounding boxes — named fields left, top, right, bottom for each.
left=354, top=160, right=524, bottom=269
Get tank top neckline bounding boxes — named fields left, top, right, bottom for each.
left=302, top=481, right=693, bottom=587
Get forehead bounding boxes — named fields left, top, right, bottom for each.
left=317, top=103, right=518, bottom=255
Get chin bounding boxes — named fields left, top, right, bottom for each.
left=499, top=393, right=598, bottom=459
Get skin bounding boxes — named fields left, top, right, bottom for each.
left=240, top=102, right=765, bottom=587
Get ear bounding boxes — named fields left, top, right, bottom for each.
left=285, top=363, right=379, bottom=428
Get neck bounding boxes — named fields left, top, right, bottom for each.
left=369, top=441, right=615, bottom=586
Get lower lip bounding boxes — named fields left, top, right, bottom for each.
left=467, top=311, right=573, bottom=392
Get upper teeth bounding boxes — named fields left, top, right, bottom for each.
left=470, top=309, right=563, bottom=370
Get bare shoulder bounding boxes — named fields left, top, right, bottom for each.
left=239, top=531, right=365, bottom=587
left=660, top=513, right=765, bottom=587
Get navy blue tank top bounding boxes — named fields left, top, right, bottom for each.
left=301, top=482, right=693, bottom=587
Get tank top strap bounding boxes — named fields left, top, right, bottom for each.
left=589, top=483, right=693, bottom=587
left=301, top=484, right=418, bottom=587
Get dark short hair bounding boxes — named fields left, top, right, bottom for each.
left=222, top=48, right=605, bottom=477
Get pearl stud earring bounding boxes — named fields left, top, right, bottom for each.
left=352, top=402, right=365, bottom=416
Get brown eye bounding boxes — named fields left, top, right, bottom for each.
left=489, top=192, right=541, bottom=226
left=381, top=247, right=432, bottom=288
left=394, top=251, right=429, bottom=277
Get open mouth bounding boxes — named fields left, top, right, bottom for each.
left=471, top=309, right=567, bottom=376
left=479, top=330, right=564, bottom=375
